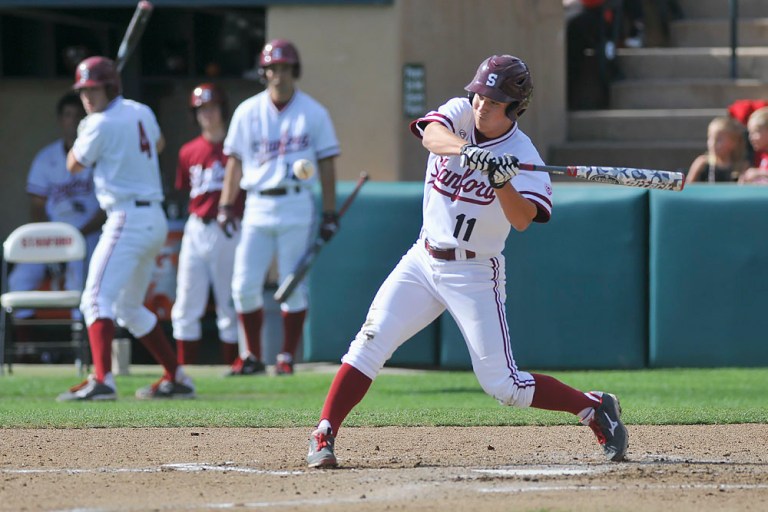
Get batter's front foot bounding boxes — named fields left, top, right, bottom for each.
left=587, top=391, right=629, bottom=462
left=225, top=354, right=266, bottom=376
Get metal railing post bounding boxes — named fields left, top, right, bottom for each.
left=730, top=0, right=739, bottom=79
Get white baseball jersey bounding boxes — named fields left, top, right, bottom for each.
left=411, top=97, right=552, bottom=255
left=72, top=96, right=164, bottom=209
left=26, top=139, right=100, bottom=229
left=224, top=88, right=339, bottom=225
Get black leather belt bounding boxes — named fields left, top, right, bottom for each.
left=259, top=186, right=300, bottom=196
left=424, top=240, right=476, bottom=261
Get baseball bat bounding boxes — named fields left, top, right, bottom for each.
left=274, top=172, right=370, bottom=303
left=517, top=162, right=685, bottom=191
left=115, top=1, right=154, bottom=73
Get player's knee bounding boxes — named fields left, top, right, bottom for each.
left=233, top=291, right=263, bottom=313
left=340, top=328, right=382, bottom=380
left=115, top=305, right=156, bottom=338
left=480, top=377, right=535, bottom=409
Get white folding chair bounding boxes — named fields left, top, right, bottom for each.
left=0, top=222, right=89, bottom=375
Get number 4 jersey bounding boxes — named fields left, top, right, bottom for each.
left=72, top=96, right=164, bottom=210
left=410, top=97, right=553, bottom=256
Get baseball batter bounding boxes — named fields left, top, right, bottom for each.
left=8, top=92, right=104, bottom=324
left=218, top=39, right=340, bottom=376
left=171, top=83, right=245, bottom=366
left=307, top=55, right=628, bottom=468
left=57, top=56, right=194, bottom=401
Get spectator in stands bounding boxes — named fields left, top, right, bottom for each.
left=686, top=116, right=749, bottom=183
left=738, top=107, right=768, bottom=185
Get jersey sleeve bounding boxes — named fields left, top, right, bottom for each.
left=223, top=103, right=248, bottom=160
left=409, top=97, right=473, bottom=139
left=510, top=144, right=553, bottom=223
left=71, top=115, right=104, bottom=168
left=313, top=106, right=341, bottom=160
left=142, top=106, right=162, bottom=146
left=26, top=146, right=52, bottom=197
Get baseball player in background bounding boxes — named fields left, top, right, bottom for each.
left=8, top=92, right=104, bottom=326
left=57, top=56, right=195, bottom=401
left=171, top=83, right=244, bottom=366
left=218, top=39, right=340, bottom=376
left=307, top=55, right=628, bottom=468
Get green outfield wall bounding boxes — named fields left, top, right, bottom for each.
left=305, top=182, right=768, bottom=370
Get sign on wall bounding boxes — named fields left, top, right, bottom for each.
left=403, top=63, right=426, bottom=118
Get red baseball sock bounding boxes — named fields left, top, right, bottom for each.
left=221, top=342, right=239, bottom=365
left=238, top=310, right=263, bottom=360
left=87, top=318, right=115, bottom=383
left=280, top=309, right=306, bottom=357
left=139, top=322, right=178, bottom=380
left=320, top=363, right=373, bottom=434
left=175, top=339, right=200, bottom=366
left=530, top=373, right=599, bottom=415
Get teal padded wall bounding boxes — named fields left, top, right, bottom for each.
left=649, top=185, right=768, bottom=367
left=439, top=185, right=649, bottom=370
left=305, top=181, right=439, bottom=366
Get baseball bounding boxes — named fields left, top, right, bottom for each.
left=292, top=159, right=315, bottom=180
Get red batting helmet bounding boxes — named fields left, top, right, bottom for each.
left=73, top=56, right=121, bottom=92
left=190, top=82, right=228, bottom=119
left=259, top=39, right=301, bottom=78
left=464, top=55, right=533, bottom=122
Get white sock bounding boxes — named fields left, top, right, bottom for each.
left=317, top=419, right=332, bottom=433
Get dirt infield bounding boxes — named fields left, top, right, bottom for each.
left=2, top=424, right=767, bottom=511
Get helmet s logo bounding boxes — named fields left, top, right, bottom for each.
left=485, top=73, right=498, bottom=87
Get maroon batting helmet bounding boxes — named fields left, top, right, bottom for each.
left=190, top=82, right=229, bottom=119
left=464, top=55, right=533, bottom=122
left=73, top=56, right=121, bottom=93
left=259, top=39, right=301, bottom=78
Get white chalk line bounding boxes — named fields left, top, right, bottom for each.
left=479, top=483, right=768, bottom=494
left=1, top=462, right=301, bottom=476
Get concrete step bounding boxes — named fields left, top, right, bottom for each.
left=670, top=18, right=768, bottom=47
left=676, top=0, right=768, bottom=20
left=610, top=79, right=768, bottom=109
left=567, top=108, right=725, bottom=142
left=548, top=141, right=701, bottom=173
left=617, top=47, right=768, bottom=81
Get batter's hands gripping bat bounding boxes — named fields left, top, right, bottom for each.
left=274, top=172, right=370, bottom=303
left=115, top=1, right=154, bottom=73
left=517, top=162, right=685, bottom=191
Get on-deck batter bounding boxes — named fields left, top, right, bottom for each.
left=306, top=55, right=629, bottom=468
left=171, top=83, right=244, bottom=366
left=218, top=39, right=340, bottom=376
left=57, top=56, right=194, bottom=401
left=8, top=92, right=104, bottom=325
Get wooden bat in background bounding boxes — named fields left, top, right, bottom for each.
left=517, top=162, right=685, bottom=191
left=115, top=1, right=154, bottom=73
left=274, top=172, right=370, bottom=304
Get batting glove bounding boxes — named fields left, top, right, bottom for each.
left=319, top=211, right=339, bottom=242
left=459, top=144, right=494, bottom=172
left=216, top=204, right=238, bottom=238
left=487, top=155, right=520, bottom=189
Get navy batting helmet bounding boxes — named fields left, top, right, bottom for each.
left=465, top=55, right=533, bottom=122
left=73, top=56, right=121, bottom=93
left=259, top=39, right=301, bottom=78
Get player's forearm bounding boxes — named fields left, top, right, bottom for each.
left=66, top=150, right=85, bottom=174
left=219, top=157, right=243, bottom=206
left=318, top=157, right=337, bottom=213
left=421, top=123, right=466, bottom=156
left=29, top=195, right=47, bottom=223
left=495, top=186, right=536, bottom=232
